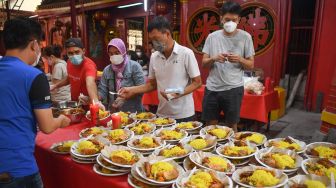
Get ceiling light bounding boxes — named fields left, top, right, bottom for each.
left=117, top=3, right=143, bottom=9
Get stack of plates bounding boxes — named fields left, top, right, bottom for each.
left=127, top=134, right=166, bottom=156
left=70, top=141, right=98, bottom=164
left=96, top=145, right=143, bottom=176
left=128, top=166, right=171, bottom=188
left=93, top=154, right=129, bottom=176
left=50, top=140, right=76, bottom=155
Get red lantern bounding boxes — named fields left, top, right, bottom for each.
left=156, top=0, right=168, bottom=15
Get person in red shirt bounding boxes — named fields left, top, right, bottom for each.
left=51, top=38, right=104, bottom=109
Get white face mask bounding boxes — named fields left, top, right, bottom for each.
left=136, top=52, right=142, bottom=57
left=32, top=41, right=41, bottom=67
left=110, top=55, right=124, bottom=65
left=223, top=21, right=237, bottom=33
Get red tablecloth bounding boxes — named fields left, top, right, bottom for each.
left=35, top=121, right=130, bottom=188
left=142, top=85, right=279, bottom=123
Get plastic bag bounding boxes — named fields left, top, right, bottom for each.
left=244, top=77, right=265, bottom=95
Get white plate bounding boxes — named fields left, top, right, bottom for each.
left=152, top=143, right=194, bottom=161
left=129, top=112, right=156, bottom=121
left=135, top=157, right=185, bottom=185
left=286, top=174, right=332, bottom=188
left=232, top=166, right=288, bottom=188
left=301, top=158, right=336, bottom=175
left=175, top=121, right=203, bottom=132
left=231, top=131, right=267, bottom=147
left=255, top=148, right=303, bottom=173
left=50, top=140, right=76, bottom=154
left=71, top=156, right=96, bottom=164
left=304, top=142, right=336, bottom=161
left=96, top=154, right=131, bottom=172
left=176, top=168, right=233, bottom=188
left=188, top=151, right=235, bottom=175
left=79, top=126, right=110, bottom=138
left=200, top=125, right=234, bottom=142
left=264, top=137, right=307, bottom=154
left=130, top=165, right=165, bottom=186
left=148, top=117, right=176, bottom=127
left=126, top=122, right=156, bottom=135
left=103, top=129, right=134, bottom=145
left=182, top=157, right=197, bottom=171
left=127, top=134, right=165, bottom=152
left=86, top=111, right=111, bottom=121
left=101, top=145, right=142, bottom=168
left=185, top=135, right=217, bottom=152
left=93, top=164, right=128, bottom=176
left=127, top=174, right=140, bottom=188
left=216, top=142, right=258, bottom=160
left=70, top=140, right=100, bottom=158
left=154, top=128, right=188, bottom=143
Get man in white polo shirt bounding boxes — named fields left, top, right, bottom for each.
left=119, top=16, right=202, bottom=122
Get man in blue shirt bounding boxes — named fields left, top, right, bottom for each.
left=0, top=17, right=71, bottom=188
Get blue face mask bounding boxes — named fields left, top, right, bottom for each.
left=69, top=54, right=83, bottom=65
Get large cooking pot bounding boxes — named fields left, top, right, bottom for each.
left=53, top=101, right=79, bottom=109
left=60, top=108, right=85, bottom=124
left=52, top=101, right=85, bottom=124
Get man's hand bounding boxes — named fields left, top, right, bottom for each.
left=213, top=53, right=228, bottom=63
left=111, top=97, right=125, bottom=109
left=50, top=84, right=57, bottom=91
left=160, top=91, right=181, bottom=101
left=119, top=87, right=136, bottom=99
left=227, top=53, right=242, bottom=63
left=96, top=101, right=106, bottom=111
left=59, top=114, right=71, bottom=128
left=78, top=95, right=90, bottom=105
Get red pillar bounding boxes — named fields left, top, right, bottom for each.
left=179, top=0, right=188, bottom=46
left=70, top=0, right=77, bottom=38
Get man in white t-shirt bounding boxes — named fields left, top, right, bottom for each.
left=119, top=16, right=202, bottom=122
left=202, top=1, right=255, bottom=132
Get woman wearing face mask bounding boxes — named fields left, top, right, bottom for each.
left=98, top=38, right=145, bottom=112
left=43, top=45, right=71, bottom=102
left=135, top=45, right=150, bottom=76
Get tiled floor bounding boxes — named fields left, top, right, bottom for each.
left=262, top=108, right=326, bottom=143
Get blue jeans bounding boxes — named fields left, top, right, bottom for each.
left=0, top=173, right=43, bottom=188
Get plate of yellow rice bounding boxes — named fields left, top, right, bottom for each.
left=232, top=165, right=288, bottom=188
